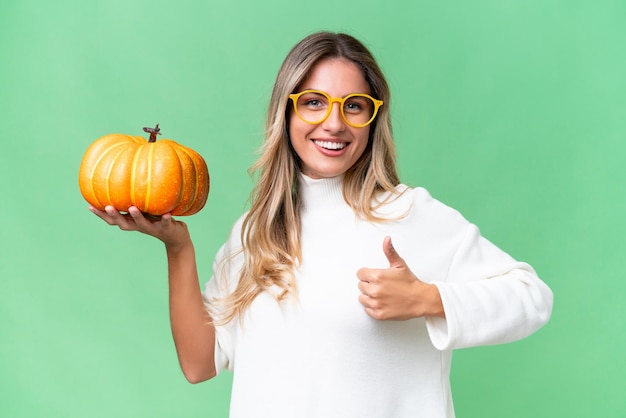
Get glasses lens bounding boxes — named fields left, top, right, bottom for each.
left=294, top=91, right=329, bottom=124
left=342, top=95, right=376, bottom=126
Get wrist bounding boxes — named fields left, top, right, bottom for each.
left=413, top=282, right=445, bottom=319
left=424, top=283, right=445, bottom=318
left=165, top=238, right=194, bottom=258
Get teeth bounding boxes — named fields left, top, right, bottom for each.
left=314, top=140, right=346, bottom=150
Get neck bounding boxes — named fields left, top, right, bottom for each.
left=298, top=173, right=345, bottom=212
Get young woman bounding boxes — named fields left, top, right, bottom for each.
left=90, top=31, right=553, bottom=418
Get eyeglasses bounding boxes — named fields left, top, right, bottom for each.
left=288, top=90, right=383, bottom=128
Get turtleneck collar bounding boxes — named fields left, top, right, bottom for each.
left=297, top=173, right=346, bottom=211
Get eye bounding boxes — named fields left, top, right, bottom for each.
left=345, top=101, right=362, bottom=112
left=304, top=99, right=323, bottom=107
left=298, top=93, right=328, bottom=109
left=344, top=97, right=370, bottom=114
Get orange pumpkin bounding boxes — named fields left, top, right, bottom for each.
left=78, top=125, right=209, bottom=216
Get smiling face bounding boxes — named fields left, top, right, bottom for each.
left=289, top=58, right=372, bottom=179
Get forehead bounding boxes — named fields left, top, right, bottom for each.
left=300, top=58, right=370, bottom=96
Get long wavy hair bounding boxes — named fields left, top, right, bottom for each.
left=213, top=31, right=401, bottom=324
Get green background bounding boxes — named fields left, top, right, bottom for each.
left=1, top=0, right=624, bottom=417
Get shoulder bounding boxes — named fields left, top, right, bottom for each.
left=210, top=212, right=248, bottom=286
left=410, top=186, right=466, bottom=220
left=375, top=184, right=468, bottom=228
left=217, top=211, right=248, bottom=259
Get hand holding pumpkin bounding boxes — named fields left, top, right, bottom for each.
left=89, top=205, right=192, bottom=250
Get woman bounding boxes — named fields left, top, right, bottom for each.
left=90, top=31, right=553, bottom=418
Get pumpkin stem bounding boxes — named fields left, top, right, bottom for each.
left=143, top=124, right=161, bottom=143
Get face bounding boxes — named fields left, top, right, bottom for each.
left=289, top=58, right=372, bottom=179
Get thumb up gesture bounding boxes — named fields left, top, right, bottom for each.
left=357, top=237, right=445, bottom=321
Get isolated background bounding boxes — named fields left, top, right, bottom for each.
left=1, top=1, right=624, bottom=417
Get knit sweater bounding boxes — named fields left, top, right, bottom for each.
left=202, top=174, right=553, bottom=418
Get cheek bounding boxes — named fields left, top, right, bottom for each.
left=288, top=114, right=310, bottom=144
left=287, top=117, right=308, bottom=161
left=287, top=113, right=296, bottom=139
left=353, top=127, right=371, bottom=154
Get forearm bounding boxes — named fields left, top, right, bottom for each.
left=167, top=241, right=216, bottom=383
left=425, top=225, right=553, bottom=350
left=428, top=268, right=553, bottom=350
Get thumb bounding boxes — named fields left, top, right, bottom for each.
left=383, top=236, right=405, bottom=268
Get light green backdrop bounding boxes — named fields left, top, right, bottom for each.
left=1, top=1, right=624, bottom=417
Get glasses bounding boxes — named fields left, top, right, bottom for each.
left=288, top=90, right=383, bottom=128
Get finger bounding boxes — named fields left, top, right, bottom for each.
left=357, top=267, right=386, bottom=285
left=363, top=306, right=386, bottom=321
left=357, top=280, right=371, bottom=295
left=356, top=267, right=371, bottom=282
left=128, top=206, right=157, bottom=231
left=358, top=292, right=374, bottom=306
left=104, top=205, right=137, bottom=230
left=89, top=205, right=125, bottom=226
left=359, top=295, right=385, bottom=320
left=88, top=205, right=109, bottom=220
left=383, top=236, right=405, bottom=268
left=127, top=206, right=144, bottom=220
left=161, top=213, right=178, bottom=232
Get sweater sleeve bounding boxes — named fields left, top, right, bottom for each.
left=201, top=216, right=247, bottom=374
left=425, top=219, right=554, bottom=351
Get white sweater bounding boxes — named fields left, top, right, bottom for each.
left=203, top=174, right=553, bottom=418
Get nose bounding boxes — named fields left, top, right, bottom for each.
left=321, top=99, right=346, bottom=132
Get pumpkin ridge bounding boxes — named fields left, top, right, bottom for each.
left=104, top=145, right=127, bottom=207
left=130, top=145, right=143, bottom=206
left=174, top=144, right=186, bottom=211
left=145, top=144, right=154, bottom=211
left=172, top=144, right=197, bottom=214
left=89, top=142, right=127, bottom=208
left=179, top=146, right=200, bottom=215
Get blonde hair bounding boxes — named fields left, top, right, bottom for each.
left=214, top=31, right=400, bottom=323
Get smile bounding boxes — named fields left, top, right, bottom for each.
left=313, top=140, right=347, bottom=150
